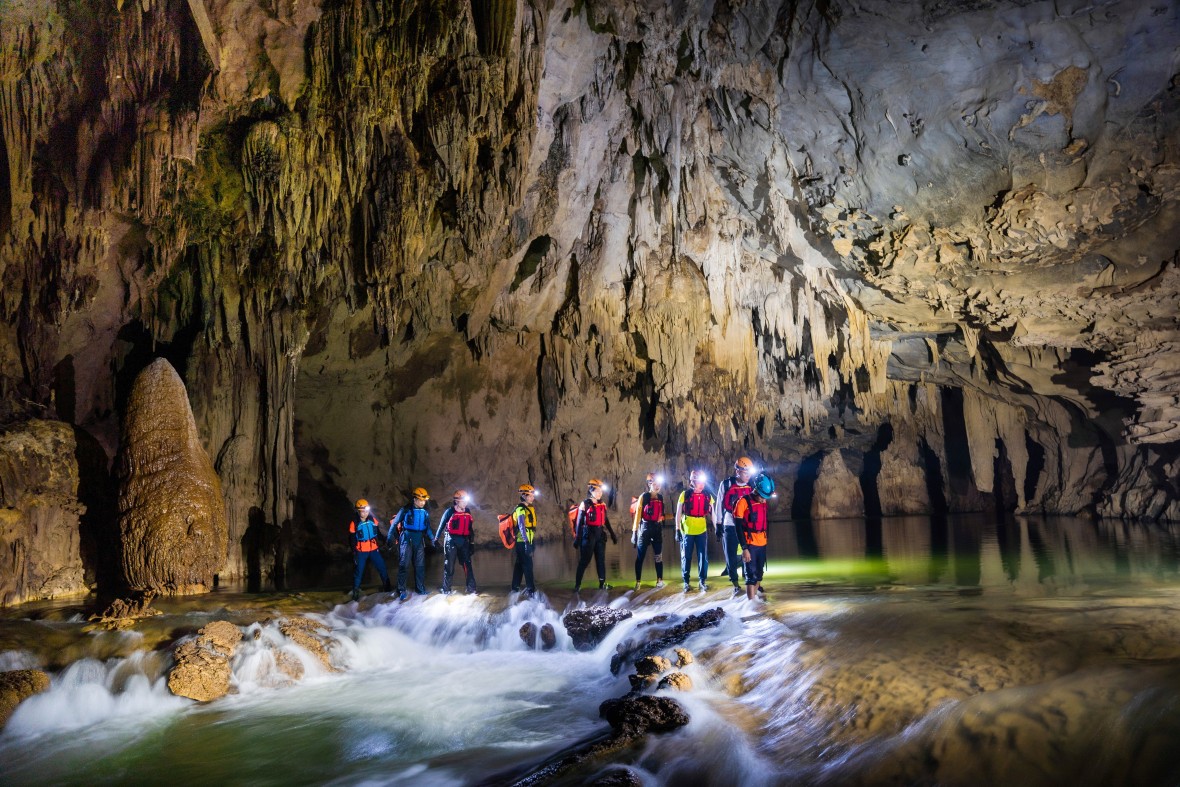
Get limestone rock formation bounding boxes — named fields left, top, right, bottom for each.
left=0, top=421, right=87, bottom=605
left=674, top=648, right=694, bottom=667
left=0, top=669, right=51, bottom=728
left=167, top=620, right=243, bottom=702
left=277, top=617, right=337, bottom=673
left=86, top=594, right=162, bottom=631
left=117, top=360, right=228, bottom=594
left=562, top=607, right=634, bottom=651
left=1, top=0, right=1179, bottom=587
left=812, top=451, right=866, bottom=520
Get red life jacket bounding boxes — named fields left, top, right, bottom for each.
left=584, top=500, right=607, bottom=527
left=744, top=497, right=768, bottom=533
left=682, top=490, right=711, bottom=517
left=641, top=493, right=664, bottom=522
left=447, top=510, right=473, bottom=536
left=722, top=481, right=752, bottom=514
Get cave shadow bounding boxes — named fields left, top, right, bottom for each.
left=920, top=437, right=950, bottom=584
left=791, top=451, right=823, bottom=521
left=243, top=506, right=275, bottom=593
left=74, top=426, right=124, bottom=604
left=861, top=422, right=894, bottom=520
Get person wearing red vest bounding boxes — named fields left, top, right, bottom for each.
left=676, top=470, right=715, bottom=592
left=734, top=474, right=775, bottom=600
left=715, top=456, right=756, bottom=595
left=573, top=478, right=618, bottom=592
left=349, top=498, right=391, bottom=601
left=433, top=489, right=477, bottom=594
left=631, top=473, right=667, bottom=590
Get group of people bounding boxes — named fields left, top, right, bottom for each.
left=347, top=457, right=776, bottom=602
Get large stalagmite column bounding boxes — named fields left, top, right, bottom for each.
left=117, top=359, right=228, bottom=594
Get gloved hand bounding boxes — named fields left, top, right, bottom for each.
left=610, top=534, right=618, bottom=545
left=630, top=532, right=637, bottom=547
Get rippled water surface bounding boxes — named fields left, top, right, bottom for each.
left=3, top=515, right=1179, bottom=786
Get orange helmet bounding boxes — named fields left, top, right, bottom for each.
left=412, top=487, right=430, bottom=500
left=519, top=484, right=537, bottom=495
left=453, top=489, right=468, bottom=501
left=355, top=498, right=370, bottom=509
left=588, top=478, right=604, bottom=489
left=734, top=457, right=755, bottom=472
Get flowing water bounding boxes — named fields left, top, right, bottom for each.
left=3, top=514, right=1180, bottom=786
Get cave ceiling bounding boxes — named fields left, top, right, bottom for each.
left=1, top=0, right=1178, bottom=578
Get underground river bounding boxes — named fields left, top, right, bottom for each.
left=3, top=514, right=1180, bottom=786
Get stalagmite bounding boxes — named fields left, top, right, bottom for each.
left=117, top=359, right=228, bottom=594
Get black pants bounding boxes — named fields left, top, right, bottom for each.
left=397, top=531, right=428, bottom=594
left=575, top=527, right=608, bottom=588
left=511, top=540, right=535, bottom=592
left=442, top=535, right=476, bottom=593
left=634, top=521, right=663, bottom=581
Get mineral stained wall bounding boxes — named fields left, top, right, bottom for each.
left=0, top=0, right=1177, bottom=592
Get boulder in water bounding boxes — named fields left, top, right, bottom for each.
left=634, top=655, right=671, bottom=677
left=0, top=669, right=51, bottom=728
left=563, top=607, right=633, bottom=651
left=599, top=694, right=690, bottom=739
left=278, top=617, right=337, bottom=672
left=167, top=620, right=243, bottom=701
left=610, top=607, right=726, bottom=674
left=117, top=359, right=228, bottom=594
left=674, top=648, right=694, bottom=667
left=658, top=672, right=693, bottom=691
left=539, top=623, right=557, bottom=650
left=520, top=622, right=538, bottom=648
left=591, top=768, right=644, bottom=787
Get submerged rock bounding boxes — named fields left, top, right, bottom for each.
left=117, top=359, right=228, bottom=595
left=86, top=593, right=162, bottom=630
left=520, top=622, right=538, bottom=648
left=0, top=669, right=51, bottom=728
left=539, top=623, right=557, bottom=650
left=278, top=617, right=337, bottom=673
left=563, top=607, right=634, bottom=651
left=167, top=620, right=243, bottom=702
left=674, top=648, right=694, bottom=667
left=634, top=655, right=672, bottom=677
left=590, top=768, right=643, bottom=787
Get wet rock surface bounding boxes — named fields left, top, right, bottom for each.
left=610, top=608, right=726, bottom=674
left=86, top=594, right=162, bottom=630
left=117, top=360, right=228, bottom=595
left=563, top=607, right=634, bottom=651
left=0, top=669, right=51, bottom=728
left=278, top=617, right=337, bottom=673
left=167, top=620, right=244, bottom=702
left=599, top=695, right=691, bottom=738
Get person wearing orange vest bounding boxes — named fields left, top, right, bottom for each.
left=676, top=470, right=715, bottom=592
left=511, top=484, right=539, bottom=596
left=349, top=498, right=391, bottom=601
left=391, top=487, right=432, bottom=600
left=573, top=478, right=618, bottom=592
left=433, top=489, right=477, bottom=594
left=631, top=473, right=667, bottom=590
left=715, top=456, right=756, bottom=595
left=734, top=474, right=775, bottom=600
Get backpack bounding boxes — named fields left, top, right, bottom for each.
left=498, top=512, right=516, bottom=549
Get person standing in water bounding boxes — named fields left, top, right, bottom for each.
left=391, top=487, right=432, bottom=600
left=676, top=470, right=714, bottom=592
left=573, top=478, right=618, bottom=592
left=511, top=484, right=539, bottom=596
left=631, top=473, right=667, bottom=590
left=433, top=489, right=477, bottom=594
left=715, top=456, right=756, bottom=595
left=349, top=498, right=391, bottom=600
left=734, top=474, right=775, bottom=600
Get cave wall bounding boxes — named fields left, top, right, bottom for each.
left=1, top=0, right=1178, bottom=593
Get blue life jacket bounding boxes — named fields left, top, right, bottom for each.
left=401, top=507, right=428, bottom=532
left=355, top=519, right=377, bottom=542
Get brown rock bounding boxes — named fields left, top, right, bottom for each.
left=167, top=620, right=245, bottom=702
left=634, top=655, right=672, bottom=677
left=520, top=621, right=538, bottom=648
left=591, top=768, right=643, bottom=787
left=539, top=623, right=557, bottom=650
left=0, top=669, right=51, bottom=728
left=86, top=593, right=162, bottom=631
left=674, top=648, right=694, bottom=667
left=279, top=616, right=337, bottom=672
left=274, top=650, right=304, bottom=682
left=0, top=420, right=87, bottom=606
left=628, top=673, right=658, bottom=692
left=658, top=672, right=693, bottom=691
left=117, top=360, right=228, bottom=594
